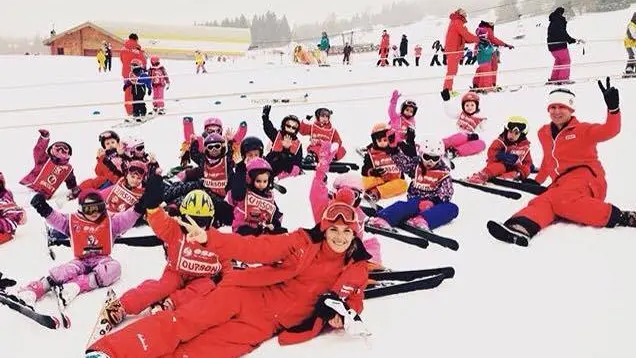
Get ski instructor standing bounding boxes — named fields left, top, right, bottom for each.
left=120, top=33, right=147, bottom=116
left=441, top=8, right=479, bottom=101
left=487, top=78, right=636, bottom=246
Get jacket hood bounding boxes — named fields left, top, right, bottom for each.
left=450, top=12, right=467, bottom=23
left=124, top=39, right=140, bottom=50
left=549, top=8, right=566, bottom=22
left=479, top=20, right=494, bottom=29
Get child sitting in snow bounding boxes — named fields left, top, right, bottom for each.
left=261, top=105, right=303, bottom=179
left=466, top=116, right=534, bottom=184
left=121, top=137, right=161, bottom=176
left=299, top=107, right=346, bottom=166
left=179, top=117, right=246, bottom=169
left=0, top=172, right=26, bottom=245
left=368, top=137, right=459, bottom=231
left=443, top=92, right=487, bottom=159
left=229, top=157, right=285, bottom=236
left=361, top=123, right=408, bottom=202
left=78, top=130, right=126, bottom=192
left=388, top=90, right=418, bottom=144
left=19, top=129, right=79, bottom=200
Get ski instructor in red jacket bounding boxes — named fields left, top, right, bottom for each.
left=120, top=33, right=147, bottom=116
left=87, top=188, right=371, bottom=358
left=488, top=77, right=636, bottom=246
left=441, top=8, right=479, bottom=101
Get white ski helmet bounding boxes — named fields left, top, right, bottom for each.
left=419, top=137, right=445, bottom=157
left=333, top=172, right=364, bottom=192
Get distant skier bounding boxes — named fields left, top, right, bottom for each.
left=123, top=59, right=152, bottom=120
left=194, top=50, right=207, bottom=74
left=119, top=33, right=146, bottom=115
left=430, top=40, right=446, bottom=66
left=414, top=44, right=422, bottom=66
left=624, top=12, right=636, bottom=76
left=148, top=55, right=170, bottom=115
left=343, top=42, right=352, bottom=65
left=318, top=31, right=330, bottom=65
left=441, top=8, right=479, bottom=101
left=377, top=30, right=390, bottom=66
left=546, top=7, right=583, bottom=85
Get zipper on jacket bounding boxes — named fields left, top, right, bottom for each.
left=551, top=130, right=564, bottom=176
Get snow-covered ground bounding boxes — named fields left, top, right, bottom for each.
left=0, top=5, right=635, bottom=358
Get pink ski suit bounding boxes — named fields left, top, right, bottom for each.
left=388, top=91, right=416, bottom=143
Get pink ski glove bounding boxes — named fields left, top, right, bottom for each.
left=391, top=90, right=400, bottom=103
left=316, top=141, right=339, bottom=173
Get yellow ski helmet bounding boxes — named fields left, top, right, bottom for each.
left=505, top=116, right=529, bottom=135
left=179, top=190, right=215, bottom=218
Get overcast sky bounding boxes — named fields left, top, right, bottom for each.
left=1, top=0, right=491, bottom=37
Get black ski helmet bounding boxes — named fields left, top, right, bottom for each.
left=98, top=130, right=120, bottom=149
left=240, top=136, right=264, bottom=157
left=400, top=100, right=418, bottom=116
left=281, top=115, right=300, bottom=133
left=314, top=108, right=333, bottom=118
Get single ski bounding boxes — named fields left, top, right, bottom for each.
left=47, top=234, right=163, bottom=248
left=0, top=291, right=61, bottom=329
left=250, top=93, right=309, bottom=104
left=301, top=162, right=350, bottom=173
left=365, top=273, right=451, bottom=299
left=86, top=289, right=119, bottom=348
left=488, top=177, right=547, bottom=195
left=50, top=284, right=72, bottom=328
left=369, top=266, right=455, bottom=281
left=452, top=179, right=522, bottom=200
left=361, top=206, right=459, bottom=251
left=486, top=220, right=530, bottom=247
left=273, top=182, right=287, bottom=194
left=364, top=223, right=428, bottom=249
left=332, top=161, right=360, bottom=170
left=112, top=113, right=157, bottom=128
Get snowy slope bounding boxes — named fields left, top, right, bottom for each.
left=0, top=6, right=635, bottom=358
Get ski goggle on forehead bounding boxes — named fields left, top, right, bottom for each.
left=82, top=202, right=105, bottom=215
left=133, top=145, right=145, bottom=152
left=323, top=203, right=358, bottom=225
left=53, top=143, right=70, bottom=154
left=206, top=126, right=222, bottom=134
left=128, top=166, right=146, bottom=176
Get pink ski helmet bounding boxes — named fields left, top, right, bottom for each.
left=246, top=158, right=273, bottom=186
left=150, top=55, right=160, bottom=65
left=47, top=141, right=72, bottom=164
left=204, top=117, right=223, bottom=131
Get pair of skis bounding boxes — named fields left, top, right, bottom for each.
left=0, top=272, right=71, bottom=330
left=453, top=177, right=547, bottom=199
left=361, top=205, right=459, bottom=251
left=365, top=266, right=455, bottom=299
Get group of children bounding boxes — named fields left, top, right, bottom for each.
left=0, top=87, right=543, bottom=356
left=121, top=56, right=170, bottom=119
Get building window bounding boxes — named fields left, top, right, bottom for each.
left=57, top=48, right=64, bottom=55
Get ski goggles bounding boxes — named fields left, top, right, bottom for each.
left=128, top=165, right=147, bottom=176
left=53, top=143, right=70, bottom=155
left=322, top=202, right=358, bottom=225
left=506, top=122, right=526, bottom=134
left=133, top=145, right=145, bottom=152
left=285, top=123, right=299, bottom=131
left=422, top=153, right=440, bottom=162
left=206, top=143, right=224, bottom=151
left=82, top=202, right=105, bottom=215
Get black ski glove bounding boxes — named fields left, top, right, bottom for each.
left=405, top=127, right=416, bottom=145
left=0, top=272, right=16, bottom=291
left=598, top=76, right=619, bottom=112
left=30, top=193, right=53, bottom=218
left=262, top=105, right=271, bottom=121
left=368, top=167, right=386, bottom=177
left=136, top=173, right=164, bottom=212
left=314, top=292, right=343, bottom=320
left=147, top=87, right=152, bottom=96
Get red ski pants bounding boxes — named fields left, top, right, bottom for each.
left=119, top=268, right=183, bottom=315
left=89, top=286, right=277, bottom=358
left=512, top=168, right=612, bottom=230
left=124, top=86, right=133, bottom=115
left=78, top=176, right=110, bottom=192
left=443, top=53, right=461, bottom=90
